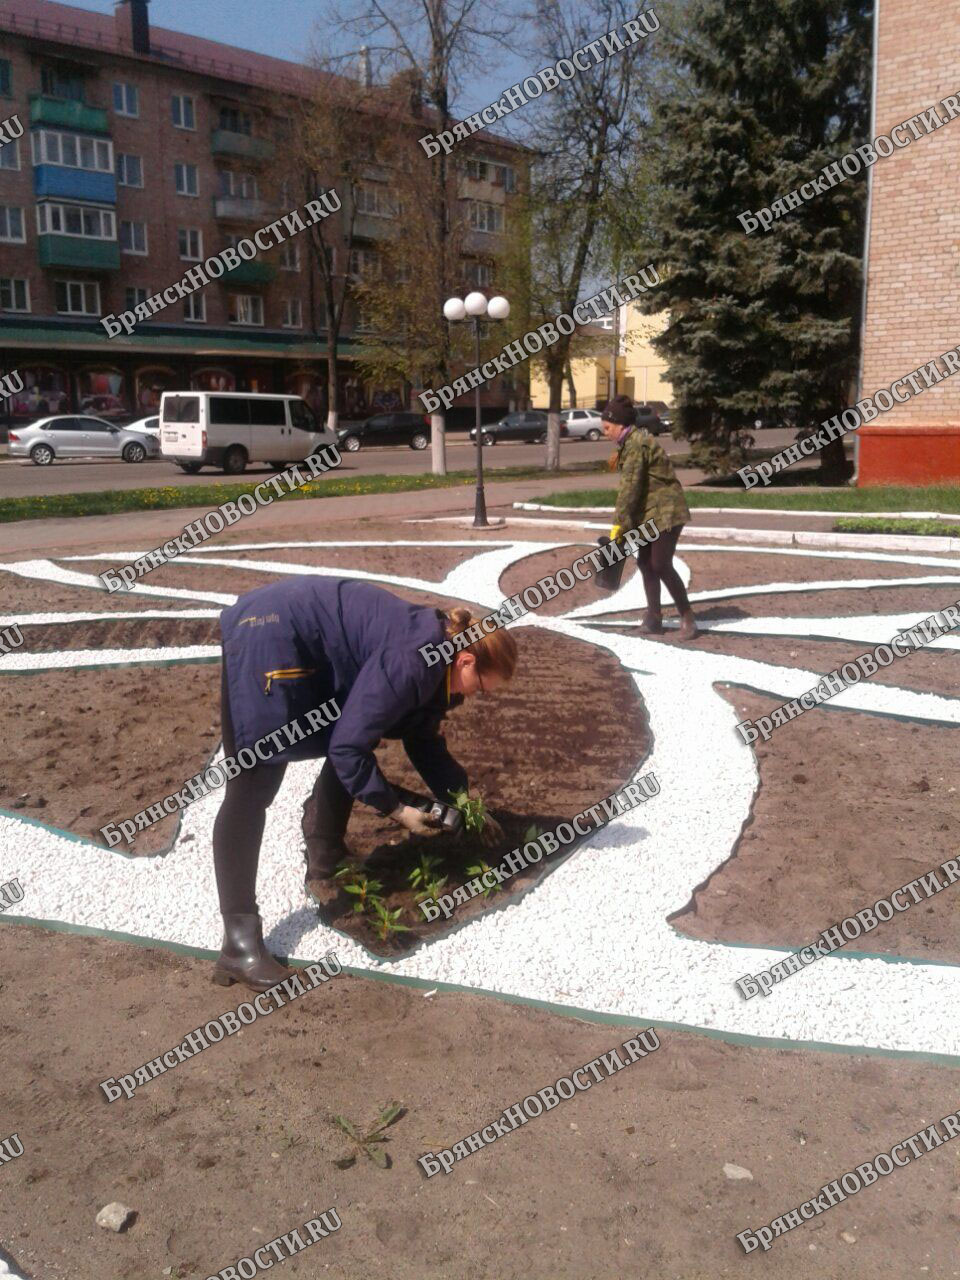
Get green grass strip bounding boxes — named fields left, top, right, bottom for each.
left=833, top=517, right=960, bottom=538
left=0, top=461, right=608, bottom=524
left=534, top=485, right=960, bottom=513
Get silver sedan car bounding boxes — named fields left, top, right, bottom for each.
left=8, top=414, right=161, bottom=465
left=560, top=408, right=604, bottom=440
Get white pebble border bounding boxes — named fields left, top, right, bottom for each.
left=1, top=538, right=960, bottom=1071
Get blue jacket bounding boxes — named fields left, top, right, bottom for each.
left=220, top=576, right=468, bottom=814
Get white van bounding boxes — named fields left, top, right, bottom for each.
left=159, top=391, right=336, bottom=474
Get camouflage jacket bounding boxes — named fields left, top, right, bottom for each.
left=613, top=427, right=690, bottom=535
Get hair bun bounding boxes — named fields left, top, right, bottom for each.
left=448, top=606, right=473, bottom=628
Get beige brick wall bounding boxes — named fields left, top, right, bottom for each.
left=861, top=0, right=960, bottom=424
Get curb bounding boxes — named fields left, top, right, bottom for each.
left=513, top=500, right=960, bottom=522
left=508, top=507, right=960, bottom=554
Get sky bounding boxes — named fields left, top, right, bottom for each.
left=62, top=0, right=535, bottom=121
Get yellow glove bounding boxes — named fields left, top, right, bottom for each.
left=609, top=524, right=622, bottom=540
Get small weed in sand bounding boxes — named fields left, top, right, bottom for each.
left=332, top=1102, right=405, bottom=1170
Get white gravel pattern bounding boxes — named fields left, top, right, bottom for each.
left=2, top=539, right=959, bottom=1063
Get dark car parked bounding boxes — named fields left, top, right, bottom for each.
left=469, top=410, right=559, bottom=445
left=337, top=411, right=431, bottom=452
left=634, top=403, right=667, bottom=436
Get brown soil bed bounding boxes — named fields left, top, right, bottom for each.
left=304, top=624, right=649, bottom=957
left=680, top=630, right=960, bottom=700
left=3, top=923, right=960, bottom=1280
left=17, top=617, right=220, bottom=654
left=679, top=548, right=960, bottom=590
left=672, top=688, right=960, bottom=963
left=0, top=573, right=201, bottom=615
left=210, top=544, right=476, bottom=578
left=498, top=541, right=612, bottom=616
left=0, top=663, right=220, bottom=852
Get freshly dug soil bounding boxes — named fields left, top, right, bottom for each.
left=214, top=544, right=475, bottom=577
left=3, top=923, right=960, bottom=1280
left=672, top=688, right=960, bottom=963
left=0, top=572, right=199, bottom=615
left=303, top=625, right=649, bottom=957
left=678, top=548, right=960, bottom=590
left=17, top=617, right=219, bottom=654
left=0, top=663, right=220, bottom=853
left=498, top=542, right=611, bottom=616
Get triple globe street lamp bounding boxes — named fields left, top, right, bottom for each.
left=443, top=290, right=510, bottom=529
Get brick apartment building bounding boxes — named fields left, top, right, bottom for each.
left=0, top=0, right=527, bottom=428
left=859, top=0, right=960, bottom=484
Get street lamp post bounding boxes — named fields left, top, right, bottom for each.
left=444, top=291, right=510, bottom=529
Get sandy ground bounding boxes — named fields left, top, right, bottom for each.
left=2, top=521, right=960, bottom=1279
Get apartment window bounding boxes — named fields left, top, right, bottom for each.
left=37, top=202, right=115, bottom=239
left=348, top=247, right=381, bottom=279
left=37, top=203, right=115, bottom=239
left=356, top=182, right=398, bottom=219
left=228, top=293, right=264, bottom=326
left=355, top=305, right=375, bottom=332
left=184, top=293, right=206, bottom=323
left=55, top=279, right=101, bottom=315
left=282, top=298, right=302, bottom=328
left=125, top=287, right=148, bottom=310
left=116, top=153, right=143, bottom=187
left=219, top=107, right=252, bottom=135
left=119, top=220, right=148, bottom=254
left=0, top=60, right=12, bottom=97
left=113, top=82, right=139, bottom=117
left=178, top=227, right=203, bottom=260
left=0, top=142, right=19, bottom=172
left=42, top=65, right=85, bottom=101
left=492, top=163, right=517, bottom=193
left=467, top=261, right=493, bottom=288
left=174, top=163, right=199, bottom=196
left=0, top=206, right=25, bottom=243
left=0, top=277, right=29, bottom=312
left=32, top=130, right=113, bottom=172
left=468, top=200, right=504, bottom=233
left=466, top=159, right=488, bottom=182
left=172, top=94, right=196, bottom=130
left=218, top=170, right=257, bottom=199
left=279, top=242, right=300, bottom=272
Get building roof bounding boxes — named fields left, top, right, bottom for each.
left=0, top=0, right=528, bottom=152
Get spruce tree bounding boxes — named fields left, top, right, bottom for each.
left=632, top=0, right=872, bottom=481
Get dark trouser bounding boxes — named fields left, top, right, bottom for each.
left=212, top=663, right=354, bottom=913
left=636, top=523, right=691, bottom=614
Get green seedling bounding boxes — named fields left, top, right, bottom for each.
left=466, top=861, right=503, bottom=898
left=333, top=864, right=384, bottom=914
left=408, top=852, right=448, bottom=902
left=368, top=898, right=413, bottom=942
left=523, top=823, right=542, bottom=844
left=332, top=1102, right=405, bottom=1170
left=450, top=788, right=489, bottom=836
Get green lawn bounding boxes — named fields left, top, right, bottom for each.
left=533, top=486, right=960, bottom=514
left=0, top=461, right=609, bottom=524
left=833, top=517, right=960, bottom=538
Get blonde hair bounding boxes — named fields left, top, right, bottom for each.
left=445, top=606, right=518, bottom=681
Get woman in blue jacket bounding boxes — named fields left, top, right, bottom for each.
left=211, top=575, right=518, bottom=991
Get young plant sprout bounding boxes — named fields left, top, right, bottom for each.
left=333, top=864, right=384, bottom=915
left=407, top=852, right=448, bottom=903
left=332, top=1102, right=405, bottom=1170
left=369, top=899, right=413, bottom=942
left=450, top=788, right=489, bottom=837
left=466, top=861, right=503, bottom=898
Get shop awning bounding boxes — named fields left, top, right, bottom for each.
left=0, top=323, right=368, bottom=361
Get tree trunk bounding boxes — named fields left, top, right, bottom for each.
left=545, top=358, right=565, bottom=471
left=818, top=434, right=853, bottom=484
left=565, top=358, right=576, bottom=407
left=326, top=346, right=339, bottom=434
left=430, top=409, right=447, bottom=475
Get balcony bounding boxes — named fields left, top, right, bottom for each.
left=37, top=234, right=120, bottom=271
left=214, top=195, right=270, bottom=221
left=222, top=260, right=277, bottom=286
left=29, top=93, right=109, bottom=135
left=34, top=165, right=116, bottom=204
left=353, top=213, right=397, bottom=242
left=211, top=129, right=275, bottom=162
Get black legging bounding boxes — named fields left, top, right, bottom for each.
left=636, top=523, right=691, bottom=614
left=212, top=663, right=352, bottom=915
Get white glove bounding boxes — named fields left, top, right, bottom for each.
left=389, top=803, right=441, bottom=837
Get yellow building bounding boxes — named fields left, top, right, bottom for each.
left=529, top=306, right=673, bottom=409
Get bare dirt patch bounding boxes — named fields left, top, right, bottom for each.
left=672, top=688, right=960, bottom=963
left=2, top=924, right=960, bottom=1280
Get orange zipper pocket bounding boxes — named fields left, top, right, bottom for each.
left=263, top=667, right=317, bottom=694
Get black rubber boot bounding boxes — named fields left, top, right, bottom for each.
left=212, top=913, right=293, bottom=992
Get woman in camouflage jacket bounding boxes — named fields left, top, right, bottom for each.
left=602, top=394, right=698, bottom=641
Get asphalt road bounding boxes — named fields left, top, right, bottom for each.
left=0, top=428, right=801, bottom=499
